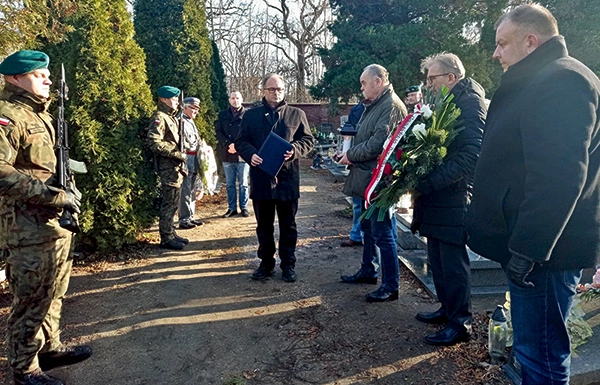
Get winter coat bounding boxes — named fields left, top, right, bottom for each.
left=343, top=85, right=407, bottom=198
left=411, top=78, right=487, bottom=245
left=215, top=106, right=245, bottom=163
left=466, top=36, right=600, bottom=271
left=235, top=99, right=315, bottom=201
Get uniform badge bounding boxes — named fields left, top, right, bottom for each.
left=0, top=117, right=10, bottom=126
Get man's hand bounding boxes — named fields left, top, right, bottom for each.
left=63, top=190, right=81, bottom=214
left=338, top=153, right=352, bottom=165
left=506, top=254, right=536, bottom=288
left=283, top=148, right=294, bottom=161
left=175, top=151, right=187, bottom=162
left=251, top=154, right=263, bottom=167
left=227, top=143, right=236, bottom=154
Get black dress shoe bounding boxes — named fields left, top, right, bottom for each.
left=366, top=287, right=399, bottom=302
left=191, top=219, right=204, bottom=226
left=222, top=209, right=238, bottom=218
left=241, top=209, right=250, bottom=217
left=282, top=268, right=297, bottom=282
left=14, top=368, right=65, bottom=385
left=39, top=344, right=92, bottom=371
left=340, top=270, right=378, bottom=284
left=179, top=221, right=196, bottom=229
left=416, top=308, right=448, bottom=324
left=424, top=326, right=471, bottom=346
left=251, top=266, right=275, bottom=280
left=160, top=239, right=186, bottom=250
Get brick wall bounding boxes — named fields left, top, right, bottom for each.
left=243, top=102, right=357, bottom=132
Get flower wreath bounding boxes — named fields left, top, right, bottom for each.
left=362, top=85, right=462, bottom=221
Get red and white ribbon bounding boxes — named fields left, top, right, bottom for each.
left=364, top=113, right=420, bottom=207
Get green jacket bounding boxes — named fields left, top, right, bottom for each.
left=343, top=84, right=407, bottom=199
left=147, top=102, right=184, bottom=187
left=0, top=83, right=70, bottom=248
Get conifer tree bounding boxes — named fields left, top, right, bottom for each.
left=134, top=0, right=216, bottom=144
left=210, top=40, right=229, bottom=115
left=43, top=0, right=158, bottom=250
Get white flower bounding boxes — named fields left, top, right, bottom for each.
left=412, top=123, right=427, bottom=140
left=420, top=104, right=433, bottom=119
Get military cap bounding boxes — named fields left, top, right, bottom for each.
left=406, top=85, right=421, bottom=95
left=0, top=50, right=50, bottom=76
left=183, top=97, right=200, bottom=109
left=157, top=85, right=180, bottom=98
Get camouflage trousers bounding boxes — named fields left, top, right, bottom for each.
left=159, top=183, right=182, bottom=244
left=5, top=235, right=73, bottom=375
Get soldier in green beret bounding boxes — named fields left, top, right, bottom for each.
left=0, top=50, right=92, bottom=385
left=146, top=85, right=189, bottom=250
left=405, top=84, right=423, bottom=113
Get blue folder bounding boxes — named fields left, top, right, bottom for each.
left=257, top=131, right=293, bottom=177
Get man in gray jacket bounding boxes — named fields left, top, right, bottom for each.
left=339, top=64, right=407, bottom=302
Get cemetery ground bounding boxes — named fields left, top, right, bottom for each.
left=0, top=159, right=516, bottom=385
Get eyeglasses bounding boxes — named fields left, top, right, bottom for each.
left=427, top=73, right=450, bottom=83
left=265, top=87, right=285, bottom=93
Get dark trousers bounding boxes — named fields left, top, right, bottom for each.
left=427, top=238, right=472, bottom=332
left=252, top=199, right=298, bottom=270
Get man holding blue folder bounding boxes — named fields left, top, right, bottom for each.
left=236, top=73, right=315, bottom=282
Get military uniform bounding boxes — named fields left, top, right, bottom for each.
left=147, top=99, right=186, bottom=245
left=0, top=83, right=72, bottom=377
left=178, top=99, right=201, bottom=228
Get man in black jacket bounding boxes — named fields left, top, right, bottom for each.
left=215, top=91, right=249, bottom=218
left=235, top=74, right=315, bottom=282
left=467, top=5, right=600, bottom=384
left=412, top=53, right=487, bottom=346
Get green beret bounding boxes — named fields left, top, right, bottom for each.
left=406, top=85, right=421, bottom=94
left=157, top=86, right=180, bottom=98
left=0, top=50, right=50, bottom=76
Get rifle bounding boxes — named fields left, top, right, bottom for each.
left=56, top=64, right=85, bottom=233
left=178, top=91, right=188, bottom=177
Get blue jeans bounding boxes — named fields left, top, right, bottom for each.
left=350, top=197, right=363, bottom=242
left=223, top=161, right=249, bottom=211
left=360, top=204, right=399, bottom=292
left=350, top=198, right=398, bottom=243
left=508, top=268, right=582, bottom=385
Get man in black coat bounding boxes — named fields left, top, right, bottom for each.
left=235, top=74, right=315, bottom=283
left=412, top=53, right=487, bottom=346
left=215, top=91, right=249, bottom=218
left=466, top=5, right=600, bottom=384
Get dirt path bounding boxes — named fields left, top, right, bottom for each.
left=0, top=160, right=510, bottom=385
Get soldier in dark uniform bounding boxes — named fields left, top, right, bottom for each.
left=0, top=50, right=92, bottom=385
left=146, top=86, right=188, bottom=250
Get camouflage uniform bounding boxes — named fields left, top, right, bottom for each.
left=0, top=83, right=73, bottom=375
left=147, top=102, right=185, bottom=244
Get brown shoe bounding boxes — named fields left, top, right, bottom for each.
left=340, top=238, right=363, bottom=247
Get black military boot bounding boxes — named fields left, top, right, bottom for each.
left=173, top=232, right=189, bottom=245
left=14, top=368, right=64, bottom=385
left=39, top=344, right=92, bottom=371
left=160, top=239, right=186, bottom=250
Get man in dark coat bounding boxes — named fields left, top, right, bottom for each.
left=215, top=91, right=249, bottom=218
left=412, top=53, right=486, bottom=346
left=235, top=73, right=315, bottom=283
left=466, top=5, right=600, bottom=383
